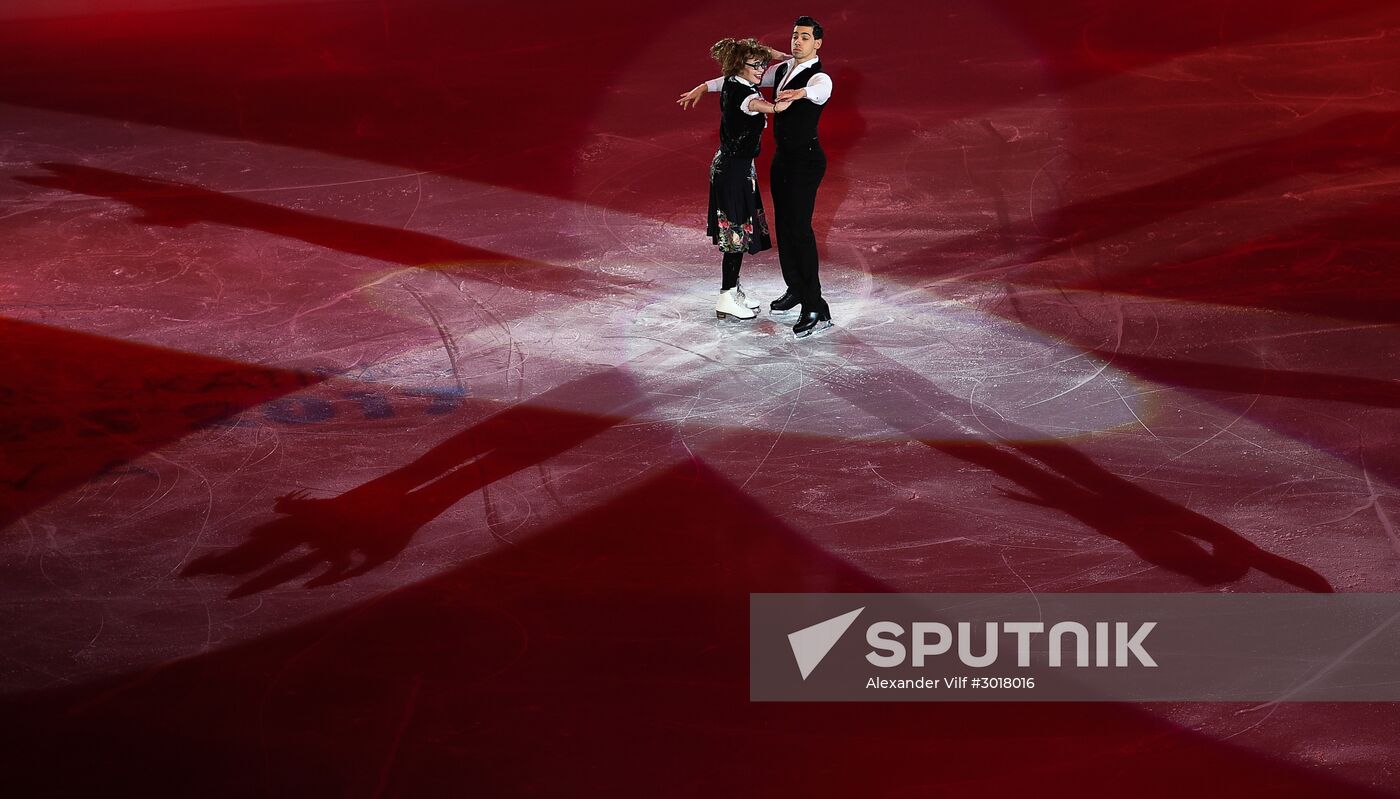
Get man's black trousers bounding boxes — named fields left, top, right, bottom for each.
left=770, top=140, right=828, bottom=313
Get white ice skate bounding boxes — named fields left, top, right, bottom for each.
left=734, top=282, right=761, bottom=311
left=715, top=288, right=757, bottom=320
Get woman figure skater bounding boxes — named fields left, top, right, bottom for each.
left=707, top=38, right=791, bottom=320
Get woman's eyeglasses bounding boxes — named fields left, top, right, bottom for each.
left=745, top=61, right=768, bottom=70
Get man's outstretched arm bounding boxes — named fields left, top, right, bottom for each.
left=775, top=71, right=833, bottom=105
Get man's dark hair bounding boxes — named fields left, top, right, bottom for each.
left=794, top=15, right=823, bottom=39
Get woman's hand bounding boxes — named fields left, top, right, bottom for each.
left=677, top=84, right=708, bottom=109
left=774, top=99, right=793, bottom=113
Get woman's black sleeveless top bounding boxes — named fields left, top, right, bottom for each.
left=717, top=77, right=764, bottom=160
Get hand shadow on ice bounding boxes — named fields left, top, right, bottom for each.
left=184, top=369, right=647, bottom=597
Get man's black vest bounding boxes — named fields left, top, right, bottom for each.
left=772, top=60, right=826, bottom=150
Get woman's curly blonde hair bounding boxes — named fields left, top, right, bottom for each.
left=710, top=38, right=770, bottom=78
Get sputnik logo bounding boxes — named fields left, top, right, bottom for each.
left=788, top=607, right=865, bottom=680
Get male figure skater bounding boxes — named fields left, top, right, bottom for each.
left=679, top=16, right=834, bottom=338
